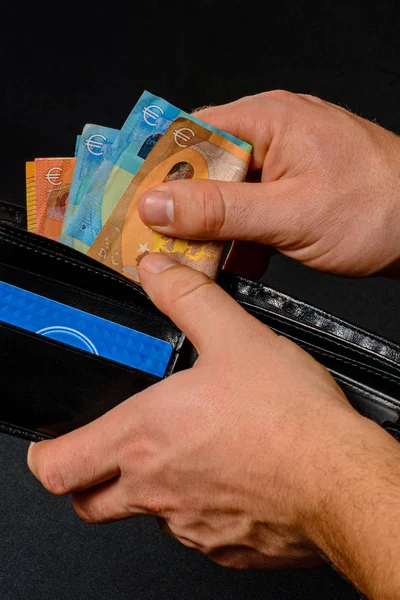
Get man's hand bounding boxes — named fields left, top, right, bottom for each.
left=27, top=253, right=400, bottom=599
left=138, top=91, right=400, bottom=277
left=27, top=253, right=350, bottom=567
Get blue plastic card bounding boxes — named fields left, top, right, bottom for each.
left=0, top=281, right=172, bottom=377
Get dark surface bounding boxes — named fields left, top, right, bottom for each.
left=1, top=1, right=399, bottom=598
left=1, top=435, right=359, bottom=600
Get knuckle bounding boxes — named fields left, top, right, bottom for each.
left=236, top=93, right=257, bottom=106
left=194, top=183, right=226, bottom=236
left=263, top=89, right=297, bottom=104
left=73, top=495, right=114, bottom=524
left=39, top=453, right=69, bottom=495
left=299, top=92, right=325, bottom=105
left=73, top=501, right=97, bottom=524
left=169, top=272, right=215, bottom=312
left=256, top=90, right=298, bottom=133
left=143, top=493, right=170, bottom=516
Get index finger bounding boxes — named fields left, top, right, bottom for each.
left=192, top=91, right=289, bottom=170
left=27, top=400, right=132, bottom=495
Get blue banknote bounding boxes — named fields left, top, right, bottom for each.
left=0, top=280, right=172, bottom=377
left=66, top=91, right=252, bottom=248
left=60, top=123, right=119, bottom=250
left=74, top=135, right=81, bottom=156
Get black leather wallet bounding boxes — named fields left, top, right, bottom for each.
left=2, top=200, right=400, bottom=443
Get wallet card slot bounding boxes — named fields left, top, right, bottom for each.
left=0, top=320, right=162, bottom=438
left=0, top=262, right=182, bottom=354
left=0, top=225, right=186, bottom=376
left=0, top=224, right=149, bottom=302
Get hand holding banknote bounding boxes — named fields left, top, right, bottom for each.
left=139, top=90, right=400, bottom=278
left=25, top=90, right=400, bottom=599
left=28, top=91, right=252, bottom=282
left=87, top=116, right=251, bottom=281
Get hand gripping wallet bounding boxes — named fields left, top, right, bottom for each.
left=2, top=200, right=400, bottom=443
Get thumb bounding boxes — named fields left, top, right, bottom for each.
left=138, top=178, right=306, bottom=248
left=138, top=253, right=274, bottom=356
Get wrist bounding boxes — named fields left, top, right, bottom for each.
left=378, top=131, right=400, bottom=276
left=301, top=412, right=400, bottom=598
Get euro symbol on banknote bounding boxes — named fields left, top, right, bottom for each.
left=85, top=134, right=107, bottom=156
left=173, top=127, right=195, bottom=147
left=31, top=157, right=76, bottom=241
left=60, top=124, right=119, bottom=249
left=142, top=104, right=165, bottom=126
left=88, top=116, right=252, bottom=282
left=45, top=167, right=63, bottom=186
left=66, top=91, right=252, bottom=249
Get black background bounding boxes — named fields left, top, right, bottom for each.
left=1, top=1, right=400, bottom=598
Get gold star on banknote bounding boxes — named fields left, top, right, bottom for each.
left=138, top=242, right=149, bottom=253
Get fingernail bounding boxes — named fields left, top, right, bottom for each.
left=140, top=190, right=174, bottom=225
left=139, top=252, right=177, bottom=274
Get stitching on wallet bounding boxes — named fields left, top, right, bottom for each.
left=296, top=337, right=400, bottom=388
left=7, top=227, right=99, bottom=261
left=262, top=287, right=400, bottom=352
left=255, top=307, right=400, bottom=389
left=2, top=230, right=397, bottom=360
left=333, top=376, right=400, bottom=412
left=0, top=234, right=186, bottom=352
left=230, top=277, right=399, bottom=348
left=228, top=277, right=400, bottom=356
left=24, top=268, right=179, bottom=339
left=1, top=232, right=145, bottom=295
left=247, top=303, right=400, bottom=376
left=0, top=421, right=48, bottom=442
left=0, top=227, right=395, bottom=355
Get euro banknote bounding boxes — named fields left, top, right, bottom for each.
left=26, top=161, right=36, bottom=233
left=60, top=124, right=119, bottom=251
left=87, top=116, right=251, bottom=282
left=27, top=158, right=76, bottom=241
left=66, top=91, right=252, bottom=249
left=74, top=135, right=82, bottom=157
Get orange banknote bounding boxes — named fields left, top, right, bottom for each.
left=26, top=161, right=37, bottom=234
left=88, top=117, right=251, bottom=282
left=27, top=158, right=76, bottom=241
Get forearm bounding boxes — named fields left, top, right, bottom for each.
left=304, top=414, right=400, bottom=599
